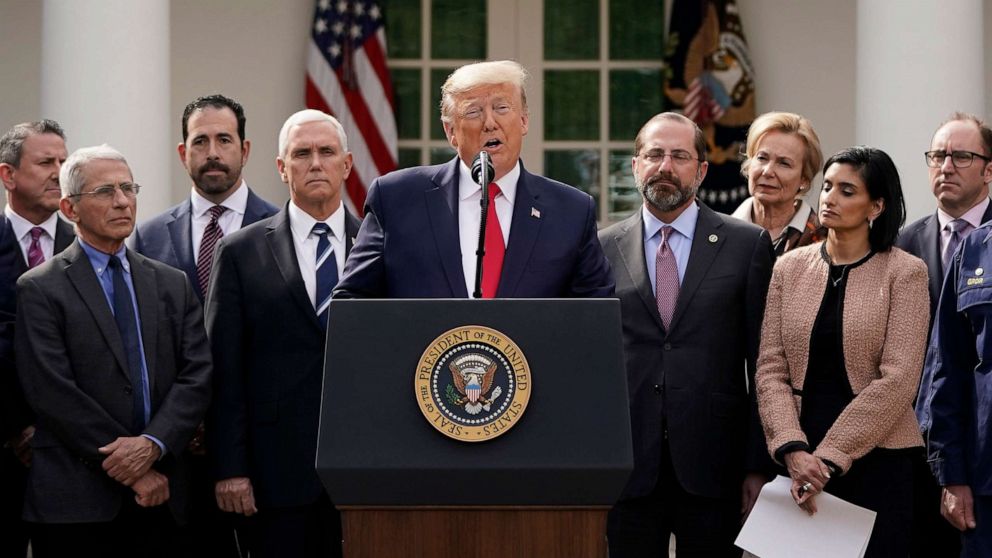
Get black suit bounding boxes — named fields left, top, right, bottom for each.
left=894, top=202, right=992, bottom=558
left=599, top=204, right=773, bottom=557
left=0, top=214, right=74, bottom=558
left=206, top=204, right=360, bottom=558
left=15, top=241, right=211, bottom=555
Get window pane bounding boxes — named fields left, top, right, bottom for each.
left=431, top=0, right=486, bottom=59
left=544, top=70, right=599, bottom=141
left=544, top=0, right=598, bottom=60
left=383, top=0, right=421, bottom=59
left=608, top=150, right=639, bottom=221
left=609, top=0, right=663, bottom=60
left=431, top=146, right=457, bottom=165
left=391, top=68, right=421, bottom=140
left=609, top=69, right=663, bottom=141
left=398, top=148, right=421, bottom=169
left=545, top=150, right=601, bottom=216
left=430, top=68, right=455, bottom=140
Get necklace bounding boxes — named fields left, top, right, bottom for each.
left=822, top=244, right=872, bottom=288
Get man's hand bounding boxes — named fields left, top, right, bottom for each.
left=942, top=485, right=977, bottom=531
left=741, top=473, right=770, bottom=521
left=98, top=436, right=161, bottom=486
left=6, top=425, right=34, bottom=467
left=132, top=469, right=170, bottom=507
left=216, top=477, right=258, bottom=516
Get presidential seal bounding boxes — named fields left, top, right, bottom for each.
left=415, top=326, right=531, bottom=442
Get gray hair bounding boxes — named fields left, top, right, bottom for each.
left=60, top=144, right=129, bottom=198
left=277, top=109, right=348, bottom=158
left=0, top=119, right=66, bottom=167
left=440, top=60, right=529, bottom=125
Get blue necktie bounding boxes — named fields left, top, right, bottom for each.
left=108, top=255, right=147, bottom=433
left=312, top=223, right=338, bottom=330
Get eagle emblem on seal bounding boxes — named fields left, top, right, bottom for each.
left=448, top=354, right=503, bottom=415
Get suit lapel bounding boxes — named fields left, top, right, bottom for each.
left=266, top=208, right=323, bottom=332
left=497, top=168, right=544, bottom=297
left=129, top=250, right=159, bottom=396
left=921, top=214, right=943, bottom=298
left=669, top=203, right=725, bottom=332
left=614, top=211, right=666, bottom=333
left=243, top=190, right=268, bottom=226
left=344, top=210, right=361, bottom=257
left=425, top=160, right=468, bottom=298
left=63, top=242, right=130, bottom=381
left=166, top=200, right=199, bottom=290
left=54, top=219, right=75, bottom=253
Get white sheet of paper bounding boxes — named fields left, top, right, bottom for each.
left=735, top=475, right=876, bottom=558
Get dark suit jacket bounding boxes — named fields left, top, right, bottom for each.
left=599, top=204, right=774, bottom=500
left=14, top=241, right=211, bottom=523
left=334, top=158, right=614, bottom=298
left=0, top=215, right=75, bottom=438
left=206, top=203, right=361, bottom=509
left=895, top=200, right=992, bottom=319
left=132, top=188, right=278, bottom=300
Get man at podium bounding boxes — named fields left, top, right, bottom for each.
left=334, top=60, right=614, bottom=299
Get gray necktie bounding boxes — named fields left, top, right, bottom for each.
left=943, top=219, right=970, bottom=271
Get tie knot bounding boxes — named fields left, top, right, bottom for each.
left=108, top=255, right=124, bottom=270
left=312, top=222, right=331, bottom=238
left=29, top=226, right=44, bottom=241
left=207, top=205, right=227, bottom=221
left=948, top=219, right=969, bottom=234
left=487, top=183, right=501, bottom=202
left=661, top=226, right=675, bottom=243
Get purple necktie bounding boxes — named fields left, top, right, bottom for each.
left=943, top=219, right=970, bottom=271
left=27, top=227, right=45, bottom=268
left=656, top=226, right=679, bottom=330
left=197, top=205, right=228, bottom=296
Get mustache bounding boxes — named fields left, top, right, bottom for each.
left=198, top=161, right=230, bottom=173
left=647, top=171, right=682, bottom=188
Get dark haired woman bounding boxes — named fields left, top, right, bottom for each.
left=756, top=146, right=930, bottom=557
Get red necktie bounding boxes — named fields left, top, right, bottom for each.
left=197, top=205, right=227, bottom=296
left=481, top=184, right=505, bottom=298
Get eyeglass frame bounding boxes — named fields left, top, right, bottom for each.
left=637, top=149, right=704, bottom=165
left=924, top=150, right=992, bottom=169
left=67, top=182, right=142, bottom=200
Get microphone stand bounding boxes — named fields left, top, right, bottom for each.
left=472, top=154, right=491, bottom=299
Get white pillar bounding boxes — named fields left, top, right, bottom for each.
left=41, top=0, right=172, bottom=219
left=856, top=0, right=984, bottom=221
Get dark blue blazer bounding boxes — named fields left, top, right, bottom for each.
left=334, top=158, right=614, bottom=298
left=132, top=187, right=278, bottom=300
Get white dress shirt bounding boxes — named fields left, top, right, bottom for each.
left=643, top=202, right=699, bottom=293
left=288, top=201, right=346, bottom=308
left=458, top=160, right=519, bottom=296
left=4, top=205, right=59, bottom=265
left=190, top=181, right=249, bottom=265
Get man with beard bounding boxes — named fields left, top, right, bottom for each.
left=598, top=112, right=774, bottom=557
left=132, top=95, right=277, bottom=557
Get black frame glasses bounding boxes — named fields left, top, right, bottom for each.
left=924, top=150, right=991, bottom=169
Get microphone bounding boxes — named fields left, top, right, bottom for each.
left=471, top=151, right=494, bottom=187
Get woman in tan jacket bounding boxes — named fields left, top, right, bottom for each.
left=757, top=146, right=930, bottom=557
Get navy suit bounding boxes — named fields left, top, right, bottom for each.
left=0, top=214, right=74, bottom=558
left=334, top=158, right=614, bottom=298
left=132, top=188, right=278, bottom=300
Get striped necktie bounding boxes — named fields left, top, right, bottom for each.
left=196, top=205, right=227, bottom=297
left=312, top=223, right=338, bottom=329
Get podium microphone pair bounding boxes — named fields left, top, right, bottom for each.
left=471, top=151, right=495, bottom=299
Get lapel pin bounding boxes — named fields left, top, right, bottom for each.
left=531, top=207, right=541, bottom=219
left=708, top=234, right=718, bottom=243
left=977, top=267, right=984, bottom=276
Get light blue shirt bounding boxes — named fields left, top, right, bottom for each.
left=643, top=202, right=699, bottom=295
left=78, top=239, right=166, bottom=455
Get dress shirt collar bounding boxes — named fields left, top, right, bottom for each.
left=288, top=200, right=345, bottom=244
left=78, top=237, right=129, bottom=276
left=190, top=179, right=249, bottom=219
left=458, top=158, right=520, bottom=206
left=642, top=201, right=699, bottom=243
left=4, top=205, right=60, bottom=243
left=937, top=196, right=990, bottom=231
left=731, top=197, right=813, bottom=233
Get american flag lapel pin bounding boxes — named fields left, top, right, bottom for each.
left=531, top=207, right=541, bottom=219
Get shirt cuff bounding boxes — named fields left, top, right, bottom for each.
left=141, top=434, right=167, bottom=459
left=774, top=441, right=811, bottom=464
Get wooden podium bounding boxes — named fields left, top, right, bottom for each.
left=319, top=300, right=632, bottom=558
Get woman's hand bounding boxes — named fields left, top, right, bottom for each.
left=784, top=451, right=831, bottom=514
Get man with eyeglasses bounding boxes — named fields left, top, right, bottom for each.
left=13, top=145, right=211, bottom=557
left=598, top=112, right=774, bottom=557
left=0, top=119, right=74, bottom=558
left=914, top=113, right=992, bottom=558
left=897, top=113, right=992, bottom=558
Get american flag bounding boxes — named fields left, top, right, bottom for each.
left=307, top=0, right=397, bottom=216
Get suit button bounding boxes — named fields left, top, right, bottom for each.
left=654, top=384, right=662, bottom=393
left=663, top=343, right=672, bottom=350
left=124, top=386, right=133, bottom=395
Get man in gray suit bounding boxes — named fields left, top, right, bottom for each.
left=15, top=145, right=211, bottom=557
left=599, top=112, right=774, bottom=557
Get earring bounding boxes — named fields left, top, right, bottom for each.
left=868, top=218, right=874, bottom=230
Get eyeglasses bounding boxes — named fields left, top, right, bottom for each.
left=639, top=150, right=701, bottom=165
left=69, top=183, right=141, bottom=200
left=924, top=150, right=991, bottom=169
